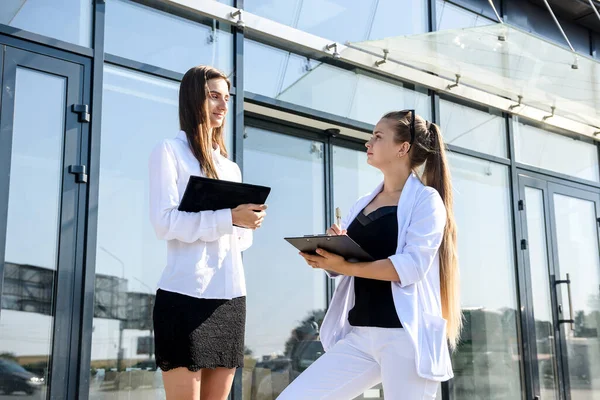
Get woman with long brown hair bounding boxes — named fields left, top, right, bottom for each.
left=278, top=110, right=461, bottom=399
left=148, top=66, right=267, bottom=400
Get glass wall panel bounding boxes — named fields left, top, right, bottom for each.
left=246, top=40, right=431, bottom=125
left=106, top=0, right=233, bottom=76
left=0, top=0, right=92, bottom=46
left=449, top=153, right=523, bottom=400
left=515, top=122, right=599, bottom=182
left=241, top=126, right=327, bottom=399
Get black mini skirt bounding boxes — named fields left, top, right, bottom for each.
left=152, top=289, right=246, bottom=372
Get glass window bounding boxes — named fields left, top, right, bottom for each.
left=245, top=0, right=427, bottom=44
left=524, top=187, right=559, bottom=400
left=0, top=67, right=67, bottom=399
left=439, top=99, right=507, bottom=157
left=553, top=193, right=600, bottom=399
left=514, top=122, right=599, bottom=182
left=0, top=0, right=92, bottom=46
left=436, top=0, right=494, bottom=31
left=105, top=0, right=233, bottom=75
left=242, top=126, right=327, bottom=399
left=332, top=145, right=382, bottom=221
left=448, top=153, right=523, bottom=399
left=245, top=40, right=431, bottom=125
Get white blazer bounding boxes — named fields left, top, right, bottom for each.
left=320, top=172, right=453, bottom=381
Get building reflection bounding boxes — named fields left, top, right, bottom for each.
left=3, top=261, right=600, bottom=398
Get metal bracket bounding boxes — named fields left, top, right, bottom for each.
left=72, top=104, right=90, bottom=123
left=543, top=106, right=556, bottom=121
left=509, top=95, right=523, bottom=110
left=324, top=43, right=341, bottom=59
left=374, top=49, right=389, bottom=67
left=446, top=74, right=461, bottom=90
left=230, top=9, right=245, bottom=29
left=69, top=165, right=88, bottom=183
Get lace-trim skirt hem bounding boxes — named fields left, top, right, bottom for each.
left=153, top=289, right=246, bottom=371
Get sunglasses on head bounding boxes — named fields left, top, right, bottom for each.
left=401, top=109, right=416, bottom=147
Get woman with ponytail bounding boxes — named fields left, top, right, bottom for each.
left=278, top=110, right=460, bottom=400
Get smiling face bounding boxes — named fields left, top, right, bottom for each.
left=365, top=118, right=411, bottom=171
left=206, top=78, right=230, bottom=129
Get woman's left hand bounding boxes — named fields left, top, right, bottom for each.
left=299, top=249, right=349, bottom=274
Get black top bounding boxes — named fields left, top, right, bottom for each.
left=347, top=206, right=402, bottom=328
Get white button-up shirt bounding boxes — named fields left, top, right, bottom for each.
left=148, top=131, right=252, bottom=299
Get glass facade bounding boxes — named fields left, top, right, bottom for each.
left=448, top=153, right=522, bottom=399
left=245, top=0, right=428, bottom=44
left=105, top=0, right=234, bottom=76
left=0, top=1, right=599, bottom=399
left=245, top=40, right=432, bottom=125
left=515, top=121, right=600, bottom=182
left=0, top=0, right=92, bottom=46
left=439, top=99, right=507, bottom=157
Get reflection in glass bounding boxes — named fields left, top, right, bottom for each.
left=242, top=127, right=326, bottom=399
left=245, top=40, right=431, bottom=125
left=436, top=0, right=493, bottom=31
left=448, top=154, right=522, bottom=399
left=515, top=122, right=599, bottom=182
left=524, top=187, right=559, bottom=399
left=245, top=0, right=427, bottom=45
left=88, top=65, right=181, bottom=399
left=105, top=0, right=233, bottom=75
left=0, top=0, right=92, bottom=46
left=0, top=68, right=66, bottom=398
left=553, top=194, right=600, bottom=399
left=332, top=146, right=382, bottom=220
left=439, top=99, right=506, bottom=157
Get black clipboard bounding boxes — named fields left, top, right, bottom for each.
left=178, top=176, right=271, bottom=212
left=284, top=235, right=374, bottom=262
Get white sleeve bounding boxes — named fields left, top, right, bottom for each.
left=148, top=140, right=233, bottom=243
left=236, top=227, right=253, bottom=251
left=388, top=189, right=446, bottom=287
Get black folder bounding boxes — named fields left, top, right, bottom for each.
left=178, top=176, right=271, bottom=212
left=284, top=235, right=374, bottom=262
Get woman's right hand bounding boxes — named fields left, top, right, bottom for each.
left=232, top=204, right=267, bottom=230
left=326, top=224, right=347, bottom=236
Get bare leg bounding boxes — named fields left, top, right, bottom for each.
left=162, top=367, right=202, bottom=400
left=200, top=367, right=236, bottom=400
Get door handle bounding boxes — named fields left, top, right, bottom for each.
left=555, top=273, right=574, bottom=330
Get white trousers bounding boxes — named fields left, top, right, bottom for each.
left=277, top=327, right=438, bottom=400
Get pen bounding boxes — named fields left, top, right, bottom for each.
left=335, top=207, right=341, bottom=227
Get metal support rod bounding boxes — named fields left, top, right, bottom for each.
left=487, top=0, right=504, bottom=23
left=587, top=0, right=600, bottom=23
left=541, top=0, right=575, bottom=52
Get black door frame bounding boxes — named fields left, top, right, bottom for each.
left=516, top=170, right=600, bottom=400
left=0, top=39, right=92, bottom=399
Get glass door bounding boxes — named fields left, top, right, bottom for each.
left=518, top=174, right=600, bottom=400
left=0, top=46, right=88, bottom=399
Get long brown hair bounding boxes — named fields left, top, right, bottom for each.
left=383, top=110, right=462, bottom=349
left=179, top=66, right=230, bottom=179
